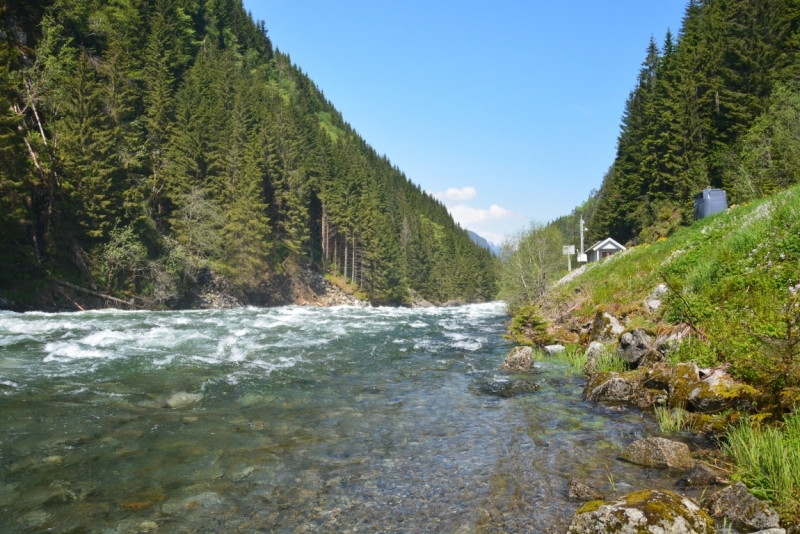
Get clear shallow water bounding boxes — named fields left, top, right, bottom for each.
left=0, top=304, right=695, bottom=533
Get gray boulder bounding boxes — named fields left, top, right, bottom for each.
left=566, top=489, right=712, bottom=534
left=617, top=329, right=654, bottom=367
left=568, top=480, right=604, bottom=502
left=621, top=437, right=694, bottom=470
left=647, top=283, right=668, bottom=311
left=750, top=530, right=786, bottom=534
left=592, top=312, right=625, bottom=343
left=544, top=344, right=566, bottom=356
left=704, top=482, right=781, bottom=532
left=687, top=368, right=749, bottom=413
left=500, top=346, right=535, bottom=372
left=583, top=342, right=605, bottom=374
left=586, top=341, right=605, bottom=359
left=584, top=371, right=642, bottom=403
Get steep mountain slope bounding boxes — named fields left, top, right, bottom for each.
left=0, top=0, right=496, bottom=308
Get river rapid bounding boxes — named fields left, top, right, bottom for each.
left=0, top=303, right=695, bottom=533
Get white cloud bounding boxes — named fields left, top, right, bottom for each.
left=449, top=203, right=518, bottom=225
left=433, top=186, right=477, bottom=201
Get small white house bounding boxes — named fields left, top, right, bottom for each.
left=586, top=237, right=626, bottom=262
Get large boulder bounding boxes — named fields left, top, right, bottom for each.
left=566, top=489, right=713, bottom=534
left=687, top=368, right=751, bottom=413
left=704, top=482, right=781, bottom=532
left=584, top=371, right=643, bottom=403
left=584, top=312, right=625, bottom=343
left=643, top=362, right=701, bottom=409
left=617, top=329, right=654, bottom=368
left=621, top=437, right=694, bottom=470
left=500, top=346, right=535, bottom=372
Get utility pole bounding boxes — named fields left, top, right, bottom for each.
left=578, top=216, right=588, bottom=264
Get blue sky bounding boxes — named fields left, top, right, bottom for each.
left=245, top=1, right=688, bottom=243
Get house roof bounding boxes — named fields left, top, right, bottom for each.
left=586, top=237, right=626, bottom=252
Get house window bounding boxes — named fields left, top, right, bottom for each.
left=601, top=250, right=615, bottom=259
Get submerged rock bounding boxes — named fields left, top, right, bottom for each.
left=162, top=492, right=222, bottom=514
left=678, top=462, right=727, bottom=487
left=166, top=392, right=202, bottom=409
left=704, top=481, right=781, bottom=532
left=566, top=489, right=712, bottom=534
left=500, top=346, right=535, bottom=372
left=617, top=329, right=654, bottom=368
left=621, top=437, right=693, bottom=470
left=568, top=480, right=604, bottom=502
left=475, top=379, right=539, bottom=398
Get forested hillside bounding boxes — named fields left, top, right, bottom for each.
left=0, top=0, right=496, bottom=308
left=584, top=0, right=800, bottom=245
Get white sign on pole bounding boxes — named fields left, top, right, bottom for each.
left=562, top=245, right=575, bottom=255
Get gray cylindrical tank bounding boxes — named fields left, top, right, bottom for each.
left=693, top=189, right=727, bottom=220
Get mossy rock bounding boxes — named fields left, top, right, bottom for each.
left=686, top=369, right=755, bottom=413
left=668, top=363, right=701, bottom=408
left=584, top=370, right=645, bottom=403
left=567, top=489, right=713, bottom=533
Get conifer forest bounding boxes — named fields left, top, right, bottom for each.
left=583, top=0, right=800, bottom=245
left=0, top=0, right=497, bottom=307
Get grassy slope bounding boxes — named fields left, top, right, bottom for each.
left=543, top=184, right=800, bottom=407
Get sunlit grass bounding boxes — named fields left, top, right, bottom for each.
left=723, top=412, right=800, bottom=522
left=594, top=349, right=627, bottom=373
left=654, top=404, right=688, bottom=434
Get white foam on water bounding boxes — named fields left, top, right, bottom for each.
left=43, top=341, right=109, bottom=362
left=0, top=380, right=20, bottom=388
left=408, top=321, right=428, bottom=328
left=451, top=340, right=482, bottom=352
left=445, top=333, right=467, bottom=341
left=81, top=329, right=136, bottom=347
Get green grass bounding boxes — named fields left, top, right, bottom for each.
left=723, top=412, right=800, bottom=522
left=533, top=185, right=800, bottom=410
left=654, top=404, right=689, bottom=434
left=594, top=349, right=628, bottom=373
left=537, top=344, right=586, bottom=376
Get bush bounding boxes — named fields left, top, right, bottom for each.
left=505, top=305, right=553, bottom=346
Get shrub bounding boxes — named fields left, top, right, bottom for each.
left=505, top=305, right=553, bottom=346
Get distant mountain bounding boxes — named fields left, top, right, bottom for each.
left=467, top=231, right=500, bottom=256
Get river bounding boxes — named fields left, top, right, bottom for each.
left=0, top=303, right=695, bottom=533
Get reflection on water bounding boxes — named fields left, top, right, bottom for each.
left=0, top=304, right=695, bottom=533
